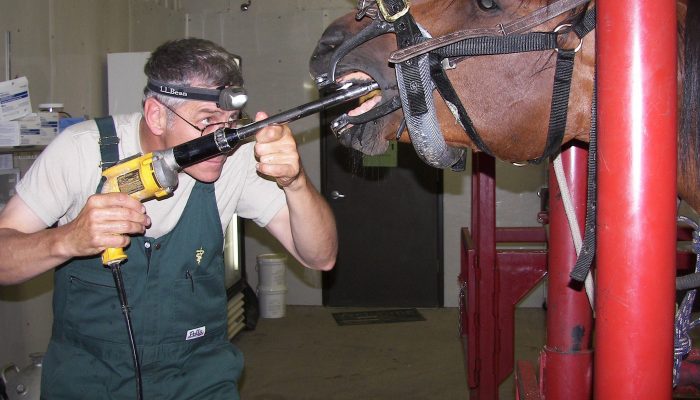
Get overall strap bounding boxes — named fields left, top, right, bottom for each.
left=95, top=116, right=120, bottom=171
left=94, top=116, right=120, bottom=194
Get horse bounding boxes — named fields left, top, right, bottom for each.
left=308, top=0, right=699, bottom=213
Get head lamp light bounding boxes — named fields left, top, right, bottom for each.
left=147, top=79, right=248, bottom=111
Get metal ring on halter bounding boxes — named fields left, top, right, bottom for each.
left=377, top=0, right=410, bottom=22
left=554, top=23, right=584, bottom=53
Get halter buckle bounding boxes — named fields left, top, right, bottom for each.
left=376, top=0, right=410, bottom=23
left=554, top=23, right=583, bottom=53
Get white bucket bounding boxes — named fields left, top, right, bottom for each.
left=256, top=253, right=287, bottom=290
left=257, top=287, right=287, bottom=318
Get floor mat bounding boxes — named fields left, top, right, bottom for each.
left=332, top=308, right=426, bottom=326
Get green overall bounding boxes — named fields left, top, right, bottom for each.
left=40, top=117, right=243, bottom=399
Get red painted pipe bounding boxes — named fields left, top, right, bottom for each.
left=596, top=0, right=678, bottom=398
left=542, top=143, right=593, bottom=399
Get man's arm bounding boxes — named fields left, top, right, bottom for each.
left=253, top=112, right=337, bottom=271
left=0, top=193, right=151, bottom=285
left=265, top=174, right=337, bottom=271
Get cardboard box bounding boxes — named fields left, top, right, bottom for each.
left=18, top=113, right=56, bottom=145
left=39, top=111, right=59, bottom=136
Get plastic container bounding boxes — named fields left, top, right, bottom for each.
left=256, top=253, right=287, bottom=290
left=257, top=287, right=287, bottom=318
left=38, top=103, right=64, bottom=113
left=1, top=353, right=43, bottom=400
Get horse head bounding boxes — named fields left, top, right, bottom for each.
left=309, top=0, right=597, bottom=165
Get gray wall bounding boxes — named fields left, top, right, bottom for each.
left=0, top=0, right=189, bottom=371
left=0, top=0, right=546, bottom=368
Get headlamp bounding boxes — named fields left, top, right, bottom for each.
left=147, top=79, right=248, bottom=111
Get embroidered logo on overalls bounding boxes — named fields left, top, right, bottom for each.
left=195, top=247, right=205, bottom=265
left=186, top=326, right=206, bottom=340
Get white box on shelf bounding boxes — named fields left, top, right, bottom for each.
left=18, top=114, right=55, bottom=145
left=39, top=111, right=59, bottom=136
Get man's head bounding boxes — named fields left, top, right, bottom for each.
left=143, top=38, right=244, bottom=108
left=141, top=38, right=246, bottom=182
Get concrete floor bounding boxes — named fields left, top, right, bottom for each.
left=232, top=306, right=546, bottom=400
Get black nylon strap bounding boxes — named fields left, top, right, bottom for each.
left=389, top=0, right=432, bottom=117
left=95, top=116, right=120, bottom=171
left=570, top=77, right=597, bottom=283
left=530, top=49, right=576, bottom=164
left=429, top=54, right=495, bottom=156
left=434, top=32, right=558, bottom=58
left=402, top=60, right=430, bottom=116
left=574, top=6, right=596, bottom=39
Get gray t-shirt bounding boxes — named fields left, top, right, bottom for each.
left=15, top=112, right=286, bottom=238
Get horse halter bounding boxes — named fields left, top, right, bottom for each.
left=324, top=0, right=595, bottom=169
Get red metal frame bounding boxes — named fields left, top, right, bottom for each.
left=459, top=153, right=547, bottom=399
left=540, top=144, right=593, bottom=400
left=460, top=2, right=684, bottom=398
left=461, top=148, right=696, bottom=399
left=596, top=0, right=678, bottom=397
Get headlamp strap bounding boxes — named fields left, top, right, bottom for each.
left=146, top=79, right=247, bottom=110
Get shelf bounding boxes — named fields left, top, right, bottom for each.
left=0, top=146, right=46, bottom=153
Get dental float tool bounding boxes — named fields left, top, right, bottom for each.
left=163, top=81, right=379, bottom=171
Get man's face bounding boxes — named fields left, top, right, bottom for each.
left=163, top=100, right=241, bottom=183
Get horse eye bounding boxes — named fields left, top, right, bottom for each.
left=477, top=0, right=499, bottom=11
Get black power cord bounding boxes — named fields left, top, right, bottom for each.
left=110, top=263, right=143, bottom=400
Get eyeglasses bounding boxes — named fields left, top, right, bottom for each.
left=161, top=103, right=239, bottom=136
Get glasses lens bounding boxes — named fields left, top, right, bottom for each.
left=202, top=122, right=224, bottom=136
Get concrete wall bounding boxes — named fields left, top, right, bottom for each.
left=0, top=0, right=546, bottom=368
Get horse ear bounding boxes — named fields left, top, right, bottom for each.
left=143, top=97, right=167, bottom=137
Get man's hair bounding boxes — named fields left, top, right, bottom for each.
left=142, top=38, right=244, bottom=110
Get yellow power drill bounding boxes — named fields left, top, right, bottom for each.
left=100, top=151, right=178, bottom=265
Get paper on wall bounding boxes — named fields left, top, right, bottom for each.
left=0, top=77, right=32, bottom=122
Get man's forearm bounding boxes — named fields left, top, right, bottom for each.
left=283, top=173, right=338, bottom=271
left=0, top=227, right=71, bottom=285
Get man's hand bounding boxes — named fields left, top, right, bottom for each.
left=59, top=192, right=151, bottom=258
left=253, top=111, right=303, bottom=189
left=0, top=192, right=150, bottom=284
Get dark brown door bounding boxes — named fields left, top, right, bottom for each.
left=321, top=107, right=443, bottom=307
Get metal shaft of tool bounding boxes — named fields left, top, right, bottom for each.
left=169, top=82, right=379, bottom=169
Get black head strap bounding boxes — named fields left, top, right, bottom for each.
left=146, top=79, right=247, bottom=111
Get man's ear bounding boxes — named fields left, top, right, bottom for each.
left=143, top=97, right=167, bottom=136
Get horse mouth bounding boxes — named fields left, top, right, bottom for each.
left=337, top=72, right=382, bottom=124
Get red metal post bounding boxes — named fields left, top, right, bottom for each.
left=596, top=0, right=678, bottom=398
left=461, top=153, right=547, bottom=399
left=467, top=152, right=499, bottom=399
left=541, top=143, right=593, bottom=399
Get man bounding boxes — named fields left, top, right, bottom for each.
left=0, top=38, right=337, bottom=399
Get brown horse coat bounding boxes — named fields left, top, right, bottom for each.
left=310, top=0, right=699, bottom=211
